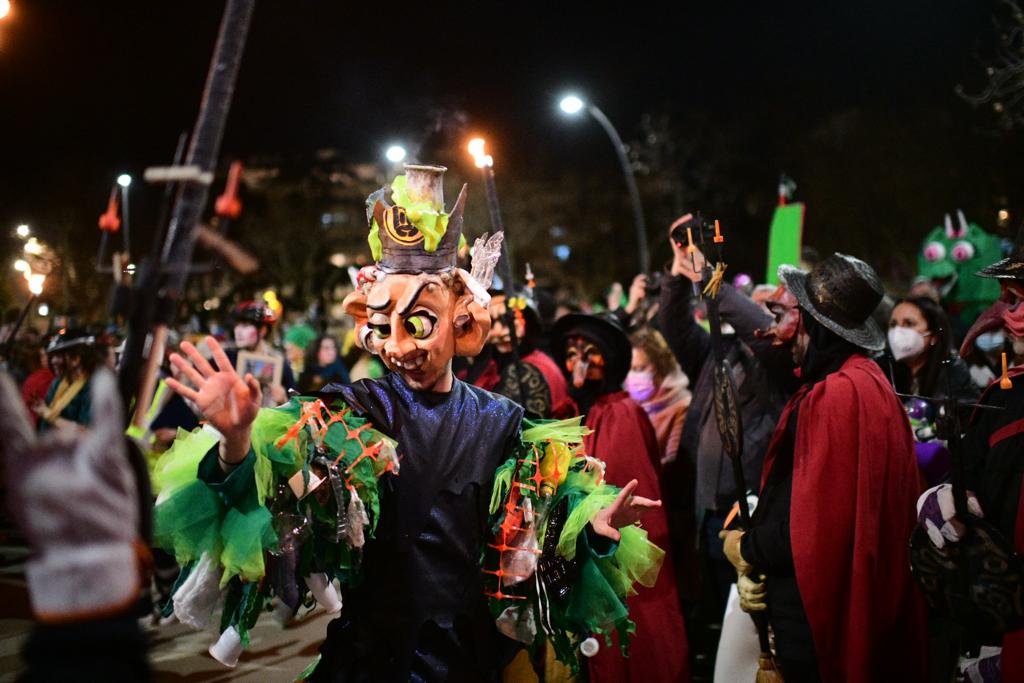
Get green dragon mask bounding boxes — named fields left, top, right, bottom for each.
left=917, top=210, right=1002, bottom=319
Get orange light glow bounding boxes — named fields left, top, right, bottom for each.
left=467, top=137, right=493, bottom=168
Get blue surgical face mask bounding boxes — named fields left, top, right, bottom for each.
left=975, top=332, right=1005, bottom=353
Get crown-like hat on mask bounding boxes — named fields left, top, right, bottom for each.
left=366, top=164, right=467, bottom=274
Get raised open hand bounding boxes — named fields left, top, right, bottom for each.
left=591, top=479, right=662, bottom=542
left=166, top=336, right=261, bottom=462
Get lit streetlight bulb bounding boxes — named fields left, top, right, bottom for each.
left=27, top=273, right=45, bottom=296
left=117, top=173, right=132, bottom=188
left=16, top=224, right=29, bottom=238
left=385, top=145, right=407, bottom=163
left=38, top=303, right=49, bottom=317
left=559, top=94, right=585, bottom=115
left=13, top=259, right=28, bottom=272
left=24, top=237, right=43, bottom=255
left=0, top=0, right=11, bottom=21
left=467, top=138, right=493, bottom=168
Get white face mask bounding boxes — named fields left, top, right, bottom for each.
left=975, top=332, right=1005, bottom=353
left=234, top=323, right=259, bottom=350
left=888, top=326, right=927, bottom=362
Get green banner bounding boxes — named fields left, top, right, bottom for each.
left=766, top=202, right=805, bottom=285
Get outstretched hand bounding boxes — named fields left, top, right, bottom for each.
left=166, top=335, right=261, bottom=464
left=668, top=214, right=707, bottom=282
left=591, top=479, right=662, bottom=542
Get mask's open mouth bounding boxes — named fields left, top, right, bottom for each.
left=931, top=273, right=958, bottom=298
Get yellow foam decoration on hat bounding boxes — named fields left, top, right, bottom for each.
left=389, top=175, right=450, bottom=253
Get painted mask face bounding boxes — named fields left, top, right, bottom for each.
left=1002, top=280, right=1024, bottom=339
left=486, top=294, right=526, bottom=354
left=363, top=274, right=458, bottom=392
left=791, top=313, right=810, bottom=366
left=961, top=280, right=1024, bottom=357
left=564, top=334, right=606, bottom=389
left=756, top=285, right=800, bottom=347
left=487, top=295, right=513, bottom=354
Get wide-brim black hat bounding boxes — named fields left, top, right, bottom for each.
left=47, top=329, right=97, bottom=354
left=977, top=225, right=1024, bottom=280
left=551, top=312, right=632, bottom=388
left=778, top=252, right=886, bottom=352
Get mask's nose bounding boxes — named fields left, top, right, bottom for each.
left=572, top=358, right=590, bottom=388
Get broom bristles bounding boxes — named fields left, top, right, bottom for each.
left=755, top=653, right=785, bottom=683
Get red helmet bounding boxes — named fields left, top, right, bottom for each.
left=231, top=300, right=277, bottom=327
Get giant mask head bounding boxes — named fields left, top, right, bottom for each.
left=918, top=210, right=1002, bottom=319
left=343, top=165, right=503, bottom=392
left=960, top=225, right=1024, bottom=358
left=755, top=284, right=801, bottom=347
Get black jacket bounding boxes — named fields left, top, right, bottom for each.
left=658, top=275, right=796, bottom=512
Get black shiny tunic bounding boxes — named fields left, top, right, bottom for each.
left=312, top=373, right=525, bottom=682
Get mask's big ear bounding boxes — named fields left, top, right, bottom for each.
left=343, top=289, right=370, bottom=349
left=453, top=293, right=491, bottom=357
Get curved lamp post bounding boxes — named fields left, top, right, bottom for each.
left=559, top=93, right=649, bottom=274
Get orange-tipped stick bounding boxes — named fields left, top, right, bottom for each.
left=1001, top=352, right=1014, bottom=390
left=714, top=219, right=724, bottom=244
left=686, top=227, right=696, bottom=254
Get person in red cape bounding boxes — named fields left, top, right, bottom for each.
left=720, top=254, right=928, bottom=683
left=917, top=228, right=1024, bottom=683
left=553, top=312, right=690, bottom=683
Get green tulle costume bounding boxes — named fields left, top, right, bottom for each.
left=153, top=396, right=396, bottom=646
left=484, top=418, right=664, bottom=674
left=153, top=401, right=663, bottom=675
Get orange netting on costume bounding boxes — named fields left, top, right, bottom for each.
left=483, top=439, right=574, bottom=600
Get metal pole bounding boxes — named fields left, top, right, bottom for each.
left=0, top=294, right=37, bottom=359
left=480, top=164, right=529, bottom=410
left=121, top=183, right=132, bottom=257
left=587, top=104, right=649, bottom=274
left=118, top=0, right=254, bottom=415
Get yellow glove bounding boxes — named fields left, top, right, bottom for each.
left=737, top=573, right=767, bottom=613
left=719, top=529, right=752, bottom=575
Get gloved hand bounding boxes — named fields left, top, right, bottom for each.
left=916, top=483, right=984, bottom=549
left=718, top=529, right=752, bottom=575
left=960, top=647, right=1001, bottom=683
left=0, top=369, right=144, bottom=622
left=737, top=573, right=767, bottom=613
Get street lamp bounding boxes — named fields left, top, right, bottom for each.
left=0, top=268, right=42, bottom=358
left=16, top=224, right=29, bottom=238
left=465, top=136, right=528, bottom=408
left=385, top=144, right=407, bottom=164
left=559, top=94, right=584, bottom=115
left=26, top=272, right=45, bottom=296
left=0, top=0, right=11, bottom=21
left=557, top=92, right=649, bottom=273
left=118, top=174, right=132, bottom=255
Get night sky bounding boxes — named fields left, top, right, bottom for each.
left=0, top=0, right=1009, bottom=295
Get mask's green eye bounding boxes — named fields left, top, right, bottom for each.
left=370, top=323, right=391, bottom=339
left=404, top=312, right=435, bottom=339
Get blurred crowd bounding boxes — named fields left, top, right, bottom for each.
left=1, top=211, right=1023, bottom=683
